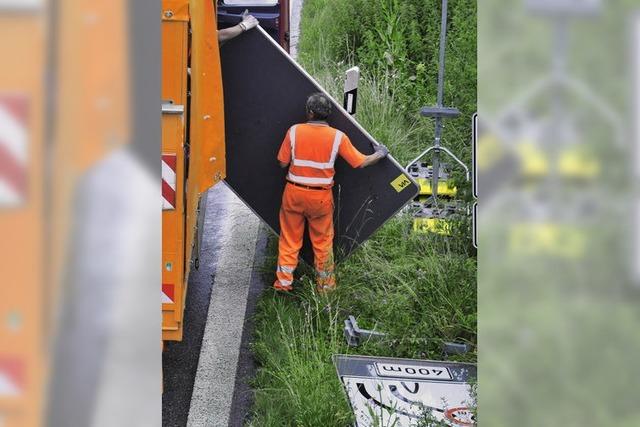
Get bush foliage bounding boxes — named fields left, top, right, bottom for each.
left=299, top=0, right=477, bottom=167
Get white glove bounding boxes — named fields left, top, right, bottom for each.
left=239, top=14, right=258, bottom=32
left=374, top=144, right=389, bottom=157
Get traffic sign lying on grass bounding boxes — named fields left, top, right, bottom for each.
left=334, top=354, right=476, bottom=427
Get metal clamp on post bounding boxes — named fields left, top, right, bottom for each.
left=443, top=342, right=471, bottom=358
left=406, top=145, right=470, bottom=182
left=162, top=101, right=185, bottom=115
left=344, top=315, right=386, bottom=347
left=420, top=106, right=461, bottom=119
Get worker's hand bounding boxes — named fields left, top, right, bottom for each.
left=239, top=14, right=258, bottom=32
left=374, top=144, right=389, bottom=157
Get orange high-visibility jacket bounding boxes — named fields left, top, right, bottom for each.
left=277, top=122, right=366, bottom=188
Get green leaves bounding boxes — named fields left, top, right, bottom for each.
left=299, top=0, right=477, bottom=170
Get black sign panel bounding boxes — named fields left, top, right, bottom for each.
left=220, top=27, right=418, bottom=264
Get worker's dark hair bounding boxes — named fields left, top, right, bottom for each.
left=306, top=93, right=332, bottom=120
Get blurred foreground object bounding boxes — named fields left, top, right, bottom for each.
left=479, top=0, right=640, bottom=425
left=0, top=1, right=46, bottom=425
left=1, top=0, right=160, bottom=426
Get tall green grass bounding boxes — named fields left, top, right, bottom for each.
left=249, top=218, right=476, bottom=426
left=247, top=1, right=477, bottom=425
left=298, top=0, right=477, bottom=170
left=248, top=289, right=353, bottom=426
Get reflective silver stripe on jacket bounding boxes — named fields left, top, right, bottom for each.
left=277, top=265, right=295, bottom=274
left=316, top=270, right=334, bottom=279
left=290, top=125, right=343, bottom=171
left=286, top=173, right=334, bottom=186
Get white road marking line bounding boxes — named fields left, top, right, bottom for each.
left=187, top=185, right=261, bottom=427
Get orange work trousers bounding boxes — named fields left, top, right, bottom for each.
left=274, top=183, right=336, bottom=291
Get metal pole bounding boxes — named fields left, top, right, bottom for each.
left=549, top=17, right=567, bottom=178
left=436, top=0, right=448, bottom=108
left=432, top=0, right=448, bottom=203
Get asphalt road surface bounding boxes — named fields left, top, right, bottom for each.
left=162, top=184, right=268, bottom=427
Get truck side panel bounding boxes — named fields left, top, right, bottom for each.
left=161, top=1, right=189, bottom=341
left=185, top=0, right=226, bottom=282
left=161, top=0, right=225, bottom=341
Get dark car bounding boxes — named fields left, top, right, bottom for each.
left=217, top=0, right=290, bottom=52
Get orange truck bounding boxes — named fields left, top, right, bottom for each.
left=161, top=0, right=226, bottom=341
left=161, top=0, right=289, bottom=341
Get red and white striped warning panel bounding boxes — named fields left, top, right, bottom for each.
left=0, top=95, right=28, bottom=208
left=162, top=154, right=177, bottom=210
left=0, top=357, right=24, bottom=398
left=162, top=283, right=175, bottom=305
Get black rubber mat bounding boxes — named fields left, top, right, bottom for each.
left=220, top=27, right=419, bottom=265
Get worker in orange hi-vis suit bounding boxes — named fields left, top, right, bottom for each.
left=274, top=93, right=389, bottom=293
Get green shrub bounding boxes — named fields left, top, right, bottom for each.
left=299, top=0, right=477, bottom=167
